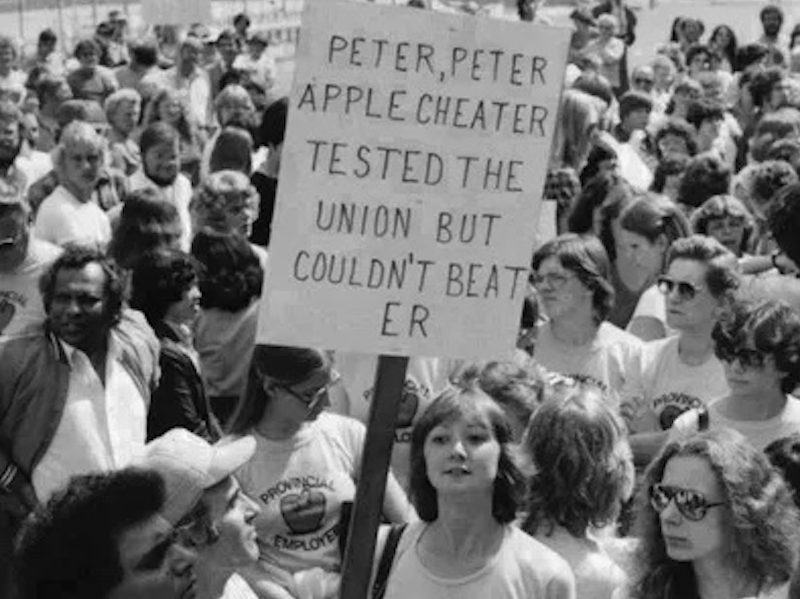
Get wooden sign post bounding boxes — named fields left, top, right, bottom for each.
left=256, top=1, right=569, bottom=597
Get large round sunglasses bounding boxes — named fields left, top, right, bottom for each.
left=649, top=483, right=725, bottom=521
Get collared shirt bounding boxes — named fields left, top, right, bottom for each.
left=31, top=335, right=148, bottom=502
left=33, top=184, right=111, bottom=248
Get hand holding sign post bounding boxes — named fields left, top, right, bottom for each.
left=257, top=2, right=569, bottom=596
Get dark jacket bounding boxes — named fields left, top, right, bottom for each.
left=147, top=321, right=222, bottom=442
left=0, top=310, right=159, bottom=512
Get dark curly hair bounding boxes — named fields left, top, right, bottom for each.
left=39, top=244, right=125, bottom=326
left=14, top=469, right=165, bottom=599
left=129, top=249, right=199, bottom=326
left=712, top=298, right=800, bottom=393
left=748, top=66, right=786, bottom=110
left=666, top=235, right=739, bottom=302
left=676, top=153, right=731, bottom=210
left=531, top=233, right=616, bottom=323
left=109, top=187, right=182, bottom=270
left=690, top=195, right=755, bottom=256
left=523, top=382, right=633, bottom=538
left=654, top=118, right=699, bottom=161
left=685, top=100, right=724, bottom=131
left=651, top=155, right=689, bottom=194
left=766, top=433, right=800, bottom=509
left=409, top=384, right=526, bottom=524
left=768, top=182, right=800, bottom=266
left=749, top=159, right=798, bottom=209
left=631, top=428, right=799, bottom=599
left=191, top=230, right=263, bottom=312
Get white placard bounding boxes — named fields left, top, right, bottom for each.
left=258, top=0, right=570, bottom=359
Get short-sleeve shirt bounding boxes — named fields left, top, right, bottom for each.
left=236, top=412, right=365, bottom=574
left=621, top=336, right=729, bottom=433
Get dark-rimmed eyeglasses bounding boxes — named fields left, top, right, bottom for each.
left=650, top=483, right=725, bottom=521
left=657, top=275, right=705, bottom=301
left=275, top=370, right=340, bottom=411
left=714, top=346, right=767, bottom=369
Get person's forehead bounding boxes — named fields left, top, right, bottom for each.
left=116, top=513, right=173, bottom=570
left=536, top=255, right=572, bottom=274
left=54, top=263, right=107, bottom=290
left=667, top=258, right=708, bottom=283
left=65, top=138, right=102, bottom=155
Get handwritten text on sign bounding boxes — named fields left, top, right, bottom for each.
left=258, top=0, right=570, bottom=359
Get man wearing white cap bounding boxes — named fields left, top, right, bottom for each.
left=14, top=429, right=259, bottom=599
left=140, top=428, right=294, bottom=599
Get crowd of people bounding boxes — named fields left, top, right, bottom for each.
left=4, top=0, right=800, bottom=598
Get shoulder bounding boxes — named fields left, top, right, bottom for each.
left=27, top=238, right=62, bottom=263
left=507, top=527, right=575, bottom=582
left=597, top=322, right=643, bottom=350
left=317, top=412, right=366, bottom=440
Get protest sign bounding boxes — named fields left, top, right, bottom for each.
left=257, top=0, right=570, bottom=359
left=141, top=0, right=210, bottom=25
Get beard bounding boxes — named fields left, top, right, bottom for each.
left=0, top=140, right=21, bottom=170
left=145, top=167, right=178, bottom=187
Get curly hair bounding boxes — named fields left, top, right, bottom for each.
left=685, top=100, right=724, bottom=131
left=409, top=384, right=526, bottom=524
left=191, top=230, right=263, bottom=312
left=690, top=195, right=755, bottom=255
left=766, top=433, right=800, bottom=509
left=531, top=233, right=616, bottom=323
left=654, top=118, right=699, bottom=161
left=190, top=169, right=260, bottom=236
left=129, top=249, right=199, bottom=326
left=523, top=382, right=633, bottom=538
left=768, top=182, right=800, bottom=265
left=39, top=244, right=124, bottom=326
left=749, top=66, right=786, bottom=110
left=712, top=298, right=800, bottom=393
left=109, top=187, right=182, bottom=270
left=15, top=469, right=165, bottom=599
left=666, top=235, right=739, bottom=302
left=631, top=428, right=799, bottom=599
left=676, top=153, right=731, bottom=210
left=748, top=159, right=798, bottom=208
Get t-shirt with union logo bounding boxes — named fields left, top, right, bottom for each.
left=236, top=412, right=364, bottom=574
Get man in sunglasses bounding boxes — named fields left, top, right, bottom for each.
left=0, top=192, right=60, bottom=339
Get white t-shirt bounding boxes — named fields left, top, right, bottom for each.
left=621, top=336, right=729, bottom=433
left=0, top=238, right=61, bottom=338
left=221, top=573, right=259, bottom=599
left=382, top=522, right=576, bottom=599
left=32, top=337, right=148, bottom=501
left=33, top=185, right=111, bottom=248
left=236, top=412, right=365, bottom=574
left=535, top=321, right=642, bottom=411
left=671, top=396, right=800, bottom=451
left=329, top=353, right=457, bottom=491
left=128, top=170, right=193, bottom=252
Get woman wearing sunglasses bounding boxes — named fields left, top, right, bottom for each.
left=531, top=234, right=643, bottom=410
left=228, top=344, right=412, bottom=593
left=622, top=236, right=738, bottom=468
left=671, top=298, right=800, bottom=451
left=627, top=428, right=799, bottom=599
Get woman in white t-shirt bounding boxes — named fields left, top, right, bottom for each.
left=523, top=382, right=633, bottom=599
left=622, top=428, right=799, bottom=599
left=623, top=235, right=739, bottom=468
left=228, top=345, right=412, bottom=594
left=619, top=193, right=692, bottom=342
left=381, top=384, right=576, bottom=599
left=671, top=298, right=800, bottom=451
left=531, top=234, right=642, bottom=411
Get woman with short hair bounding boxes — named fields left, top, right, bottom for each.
left=104, top=88, right=142, bottom=175
left=379, top=384, right=576, bottom=599
left=129, top=248, right=221, bottom=441
left=628, top=428, right=799, bottom=599
left=523, top=381, right=633, bottom=599
left=530, top=233, right=642, bottom=409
